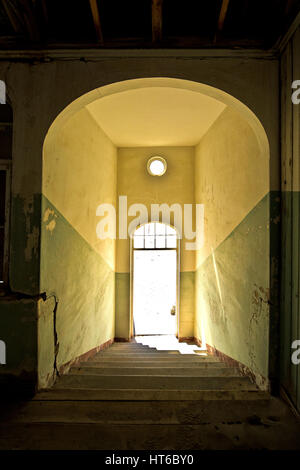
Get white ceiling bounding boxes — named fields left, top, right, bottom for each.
left=86, top=87, right=226, bottom=147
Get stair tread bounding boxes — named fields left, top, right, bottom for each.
left=34, top=388, right=265, bottom=401
left=68, top=368, right=240, bottom=378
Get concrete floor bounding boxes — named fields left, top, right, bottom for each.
left=0, top=339, right=299, bottom=450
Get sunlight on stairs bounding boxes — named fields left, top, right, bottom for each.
left=135, top=335, right=208, bottom=355
left=47, top=338, right=260, bottom=398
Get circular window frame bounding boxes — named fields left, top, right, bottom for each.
left=147, top=156, right=167, bottom=176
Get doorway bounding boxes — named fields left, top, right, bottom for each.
left=132, top=222, right=178, bottom=336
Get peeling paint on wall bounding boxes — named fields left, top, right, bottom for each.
left=43, top=207, right=55, bottom=222
left=9, top=194, right=41, bottom=295
left=43, top=207, right=58, bottom=233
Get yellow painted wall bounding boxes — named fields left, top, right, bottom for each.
left=194, top=107, right=270, bottom=386
left=40, top=107, right=117, bottom=387
left=195, top=107, right=269, bottom=268
left=116, top=146, right=196, bottom=338
left=43, top=107, right=117, bottom=270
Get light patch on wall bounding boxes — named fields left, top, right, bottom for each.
left=43, top=207, right=57, bottom=233
left=211, top=247, right=225, bottom=322
left=43, top=107, right=117, bottom=271
left=46, top=219, right=56, bottom=232
left=195, top=107, right=269, bottom=269
left=43, top=207, right=55, bottom=223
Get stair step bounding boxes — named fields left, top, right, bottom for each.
left=77, top=361, right=226, bottom=368
left=110, top=345, right=157, bottom=349
left=34, top=388, right=266, bottom=401
left=99, top=351, right=199, bottom=355
left=53, top=374, right=257, bottom=391
left=2, top=418, right=300, bottom=450
left=6, top=397, right=276, bottom=424
left=105, top=346, right=201, bottom=351
left=90, top=355, right=219, bottom=362
left=110, top=346, right=204, bottom=353
left=69, top=366, right=240, bottom=377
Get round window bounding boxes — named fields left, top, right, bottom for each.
left=147, top=156, right=167, bottom=176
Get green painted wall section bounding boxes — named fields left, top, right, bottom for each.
left=280, top=191, right=300, bottom=410
left=115, top=273, right=130, bottom=339
left=194, top=193, right=270, bottom=387
left=179, top=271, right=195, bottom=337
left=0, top=193, right=41, bottom=393
left=39, top=195, right=115, bottom=388
left=0, top=298, right=37, bottom=393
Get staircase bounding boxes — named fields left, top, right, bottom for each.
left=0, top=341, right=300, bottom=450
left=50, top=341, right=260, bottom=399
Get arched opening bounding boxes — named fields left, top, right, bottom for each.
left=41, top=77, right=270, bottom=390
left=132, top=222, right=179, bottom=337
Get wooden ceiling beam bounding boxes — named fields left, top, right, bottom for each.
left=2, top=0, right=24, bottom=34
left=284, top=0, right=295, bottom=16
left=152, top=0, right=163, bottom=43
left=2, top=0, right=40, bottom=41
left=22, top=0, right=41, bottom=41
left=89, top=0, right=104, bottom=45
left=217, top=0, right=230, bottom=32
left=214, top=0, right=230, bottom=43
left=41, top=0, right=48, bottom=24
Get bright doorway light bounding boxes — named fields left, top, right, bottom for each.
left=132, top=222, right=177, bottom=336
left=133, top=250, right=177, bottom=335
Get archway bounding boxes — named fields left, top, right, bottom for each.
left=40, top=77, right=270, bottom=390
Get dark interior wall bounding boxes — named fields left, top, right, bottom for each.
left=0, top=67, right=49, bottom=395
left=280, top=26, right=300, bottom=412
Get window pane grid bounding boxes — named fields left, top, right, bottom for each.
left=133, top=223, right=176, bottom=250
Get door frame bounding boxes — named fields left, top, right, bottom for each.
left=129, top=222, right=180, bottom=338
